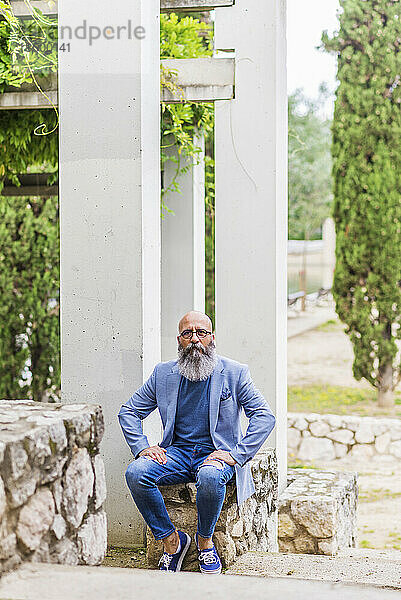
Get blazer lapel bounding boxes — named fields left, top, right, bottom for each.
left=164, top=365, right=181, bottom=446
left=209, top=358, right=225, bottom=436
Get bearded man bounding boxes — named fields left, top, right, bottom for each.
left=118, top=311, right=276, bottom=574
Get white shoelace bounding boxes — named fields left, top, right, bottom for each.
left=158, top=552, right=173, bottom=570
left=199, top=550, right=217, bottom=565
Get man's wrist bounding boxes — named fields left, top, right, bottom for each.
left=228, top=452, right=237, bottom=465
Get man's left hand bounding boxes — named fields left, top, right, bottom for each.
left=202, top=449, right=237, bottom=466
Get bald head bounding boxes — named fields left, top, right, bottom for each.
left=178, top=311, right=213, bottom=334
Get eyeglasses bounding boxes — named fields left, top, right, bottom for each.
left=179, top=328, right=212, bottom=340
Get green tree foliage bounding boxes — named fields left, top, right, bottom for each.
left=0, top=4, right=57, bottom=91
left=288, top=87, right=332, bottom=240
left=323, top=0, right=401, bottom=406
left=0, top=110, right=58, bottom=401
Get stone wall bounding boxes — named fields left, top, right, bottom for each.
left=0, top=400, right=107, bottom=576
left=146, top=448, right=278, bottom=570
left=288, top=413, right=401, bottom=463
left=278, top=469, right=358, bottom=555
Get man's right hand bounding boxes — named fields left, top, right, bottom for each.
left=139, top=445, right=167, bottom=464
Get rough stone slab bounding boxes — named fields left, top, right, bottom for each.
left=228, top=551, right=401, bottom=590
left=0, top=563, right=400, bottom=599
left=146, top=449, right=278, bottom=570
left=0, top=400, right=106, bottom=575
left=279, top=469, right=357, bottom=556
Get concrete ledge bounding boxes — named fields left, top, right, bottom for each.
left=1, top=563, right=400, bottom=599
left=161, top=58, right=235, bottom=103
left=0, top=59, right=235, bottom=108
left=146, top=449, right=278, bottom=570
left=278, top=469, right=358, bottom=556
left=8, top=0, right=234, bottom=17
left=228, top=550, right=401, bottom=590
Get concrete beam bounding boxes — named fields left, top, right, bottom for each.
left=4, top=1, right=57, bottom=17
left=161, top=0, right=234, bottom=11
left=0, top=59, right=234, bottom=108
left=0, top=90, right=57, bottom=110
left=1, top=173, right=58, bottom=197
left=6, top=0, right=233, bottom=17
left=161, top=57, right=234, bottom=102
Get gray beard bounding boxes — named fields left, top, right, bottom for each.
left=177, top=340, right=218, bottom=381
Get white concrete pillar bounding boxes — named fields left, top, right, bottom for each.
left=59, top=0, right=161, bottom=546
left=161, top=133, right=206, bottom=361
left=322, top=217, right=336, bottom=290
left=214, top=0, right=288, bottom=493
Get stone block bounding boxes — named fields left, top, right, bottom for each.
left=278, top=512, right=297, bottom=539
left=49, top=539, right=79, bottom=565
left=293, top=417, right=308, bottom=431
left=0, top=533, right=17, bottom=560
left=62, top=448, right=94, bottom=528
left=309, top=421, right=330, bottom=437
left=291, top=497, right=335, bottom=538
left=16, top=488, right=55, bottom=552
left=327, top=429, right=354, bottom=444
left=0, top=400, right=105, bottom=577
left=51, top=514, right=67, bottom=540
left=287, top=428, right=301, bottom=449
left=93, top=454, right=107, bottom=510
left=333, top=442, right=348, bottom=459
left=354, top=423, right=375, bottom=444
left=6, top=472, right=37, bottom=508
left=298, top=437, right=336, bottom=462
left=146, top=449, right=278, bottom=570
left=278, top=469, right=357, bottom=557
left=375, top=432, right=391, bottom=454
left=0, top=476, right=6, bottom=519
left=77, top=510, right=107, bottom=566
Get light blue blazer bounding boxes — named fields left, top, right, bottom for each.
left=118, top=355, right=276, bottom=505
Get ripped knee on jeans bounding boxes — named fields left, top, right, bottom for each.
left=200, top=459, right=225, bottom=470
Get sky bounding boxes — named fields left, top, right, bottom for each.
left=287, top=0, right=341, bottom=117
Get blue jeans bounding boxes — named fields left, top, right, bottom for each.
left=125, top=444, right=235, bottom=540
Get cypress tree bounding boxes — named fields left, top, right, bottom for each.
left=323, top=0, right=401, bottom=407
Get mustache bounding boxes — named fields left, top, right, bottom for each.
left=182, top=341, right=204, bottom=353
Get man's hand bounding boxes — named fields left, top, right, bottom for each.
left=139, top=445, right=167, bottom=464
left=202, top=449, right=237, bottom=467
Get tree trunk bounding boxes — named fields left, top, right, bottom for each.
left=300, top=233, right=309, bottom=312
left=377, top=362, right=394, bottom=408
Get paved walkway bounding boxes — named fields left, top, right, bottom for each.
left=227, top=549, right=401, bottom=589
left=0, top=563, right=400, bottom=600
left=287, top=304, right=337, bottom=339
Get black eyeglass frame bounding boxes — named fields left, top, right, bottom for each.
left=179, top=328, right=213, bottom=340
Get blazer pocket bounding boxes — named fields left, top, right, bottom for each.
left=220, top=388, right=232, bottom=401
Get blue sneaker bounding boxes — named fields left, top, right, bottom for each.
left=196, top=533, right=222, bottom=574
left=158, top=530, right=191, bottom=573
